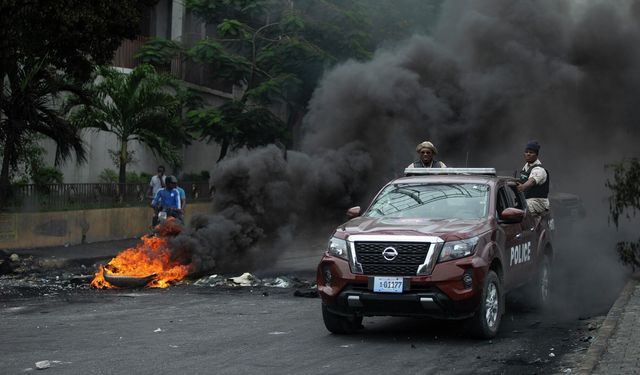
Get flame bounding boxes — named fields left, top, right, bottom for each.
left=91, top=219, right=191, bottom=289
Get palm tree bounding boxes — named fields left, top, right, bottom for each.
left=69, top=64, right=190, bottom=185
left=0, top=56, right=87, bottom=204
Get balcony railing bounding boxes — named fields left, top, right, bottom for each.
left=5, top=182, right=212, bottom=212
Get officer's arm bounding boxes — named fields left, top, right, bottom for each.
left=517, top=177, right=536, bottom=192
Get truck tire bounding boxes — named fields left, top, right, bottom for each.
left=322, top=304, right=363, bottom=334
left=471, top=270, right=503, bottom=339
left=528, top=254, right=552, bottom=309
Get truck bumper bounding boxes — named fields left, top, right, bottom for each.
left=323, top=284, right=480, bottom=319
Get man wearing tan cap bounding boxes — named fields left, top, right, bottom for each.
left=408, top=141, right=447, bottom=168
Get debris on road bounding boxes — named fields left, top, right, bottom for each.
left=194, top=273, right=313, bottom=289
left=228, top=272, right=259, bottom=286
left=194, top=274, right=225, bottom=286
left=35, top=360, right=51, bottom=370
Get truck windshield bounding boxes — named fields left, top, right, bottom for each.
left=366, top=183, right=490, bottom=220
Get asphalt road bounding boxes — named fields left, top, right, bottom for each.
left=0, top=278, right=604, bottom=375
left=0, top=222, right=627, bottom=375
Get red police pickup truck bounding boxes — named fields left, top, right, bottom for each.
left=317, top=168, right=555, bottom=338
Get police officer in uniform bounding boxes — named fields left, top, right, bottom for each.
left=516, top=140, right=550, bottom=215
left=408, top=141, right=447, bottom=168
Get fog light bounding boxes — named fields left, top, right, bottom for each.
left=462, top=270, right=473, bottom=289
left=323, top=266, right=333, bottom=286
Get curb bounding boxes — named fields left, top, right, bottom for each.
left=575, top=276, right=639, bottom=375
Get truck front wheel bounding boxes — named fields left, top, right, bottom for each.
left=470, top=270, right=504, bottom=339
left=322, top=304, right=363, bottom=334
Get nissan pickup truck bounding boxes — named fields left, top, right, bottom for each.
left=317, top=168, right=555, bottom=338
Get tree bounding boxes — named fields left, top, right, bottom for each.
left=606, top=157, right=640, bottom=270
left=136, top=0, right=372, bottom=161
left=0, top=0, right=156, bottom=203
left=0, top=0, right=155, bottom=83
left=69, top=65, right=191, bottom=184
left=0, top=56, right=87, bottom=203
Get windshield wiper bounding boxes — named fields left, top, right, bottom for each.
left=393, top=188, right=423, bottom=204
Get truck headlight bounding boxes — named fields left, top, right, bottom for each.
left=328, top=237, right=349, bottom=260
left=438, top=236, right=479, bottom=262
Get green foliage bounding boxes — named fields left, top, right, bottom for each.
left=0, top=55, right=87, bottom=203
left=189, top=38, right=253, bottom=83
left=174, top=0, right=376, bottom=160
left=606, top=157, right=640, bottom=269
left=68, top=64, right=192, bottom=184
left=125, top=171, right=148, bottom=184
left=185, top=0, right=269, bottom=25
left=616, top=240, right=640, bottom=272
left=606, top=158, right=640, bottom=227
left=0, top=0, right=155, bottom=203
left=0, top=0, right=154, bottom=81
left=99, top=168, right=152, bottom=184
left=1, top=136, right=46, bottom=184
left=140, top=172, right=153, bottom=182
left=98, top=168, right=118, bottom=183
left=31, top=166, right=64, bottom=185
left=187, top=100, right=288, bottom=160
left=135, top=38, right=182, bottom=66
left=182, top=170, right=211, bottom=183
left=217, top=19, right=252, bottom=38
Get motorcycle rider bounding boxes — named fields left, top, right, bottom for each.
left=151, top=175, right=183, bottom=225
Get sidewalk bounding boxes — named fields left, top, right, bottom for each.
left=578, top=274, right=640, bottom=375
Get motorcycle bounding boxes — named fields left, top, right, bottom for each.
left=152, top=206, right=184, bottom=227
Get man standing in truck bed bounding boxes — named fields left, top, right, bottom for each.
left=517, top=140, right=550, bottom=215
left=408, top=141, right=447, bottom=168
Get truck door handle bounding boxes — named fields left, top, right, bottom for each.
left=515, top=233, right=522, bottom=239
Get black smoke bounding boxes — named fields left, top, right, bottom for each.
left=173, top=0, right=640, bottom=301
left=170, top=144, right=372, bottom=274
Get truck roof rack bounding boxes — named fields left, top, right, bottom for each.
left=404, top=167, right=497, bottom=176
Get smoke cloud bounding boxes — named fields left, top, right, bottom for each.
left=172, top=0, right=640, bottom=302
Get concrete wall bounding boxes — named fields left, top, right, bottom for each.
left=0, top=202, right=212, bottom=250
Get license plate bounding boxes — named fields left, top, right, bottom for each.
left=373, top=277, right=404, bottom=293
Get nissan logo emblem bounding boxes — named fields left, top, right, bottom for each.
left=382, top=247, right=398, bottom=261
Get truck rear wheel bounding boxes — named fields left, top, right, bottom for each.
left=471, top=270, right=503, bottom=339
left=528, top=254, right=552, bottom=309
left=322, top=304, right=363, bottom=334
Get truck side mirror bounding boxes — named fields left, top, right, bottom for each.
left=500, top=207, right=525, bottom=223
left=346, top=206, right=361, bottom=218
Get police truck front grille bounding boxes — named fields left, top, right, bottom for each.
left=354, top=242, right=430, bottom=276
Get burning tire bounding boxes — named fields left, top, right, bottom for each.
left=103, top=271, right=157, bottom=288
left=322, top=304, right=363, bottom=334
left=470, top=270, right=503, bottom=339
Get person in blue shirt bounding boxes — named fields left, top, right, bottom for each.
left=151, top=175, right=183, bottom=224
